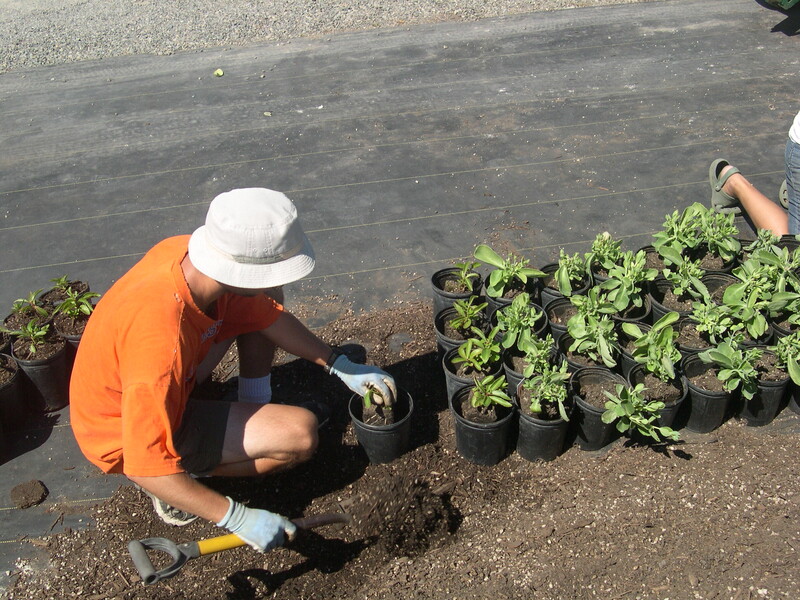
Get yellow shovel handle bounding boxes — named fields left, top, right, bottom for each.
left=196, top=533, right=246, bottom=555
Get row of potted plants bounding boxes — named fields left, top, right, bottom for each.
left=0, top=276, right=97, bottom=436
left=429, top=202, right=800, bottom=465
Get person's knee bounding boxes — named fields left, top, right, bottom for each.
left=289, top=412, right=318, bottom=463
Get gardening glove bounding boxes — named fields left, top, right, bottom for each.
left=328, top=354, right=397, bottom=406
left=216, top=497, right=297, bottom=553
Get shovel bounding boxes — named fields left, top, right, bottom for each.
left=127, top=512, right=351, bottom=585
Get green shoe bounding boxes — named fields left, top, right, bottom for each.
left=709, top=158, right=741, bottom=215
left=779, top=179, right=788, bottom=209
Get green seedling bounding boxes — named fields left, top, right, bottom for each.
left=621, top=311, right=681, bottom=382
left=448, top=296, right=487, bottom=334
left=468, top=374, right=512, bottom=411
left=601, top=383, right=679, bottom=443
left=585, top=231, right=623, bottom=273
left=2, top=321, right=51, bottom=357
left=699, top=339, right=762, bottom=401
left=453, top=260, right=481, bottom=291
left=473, top=244, right=544, bottom=298
left=494, top=292, right=544, bottom=350
left=554, top=249, right=588, bottom=296
left=517, top=333, right=556, bottom=379
left=55, top=289, right=100, bottom=322
left=520, top=362, right=570, bottom=421
left=600, top=249, right=658, bottom=313
left=10, top=290, right=49, bottom=320
left=771, top=332, right=800, bottom=386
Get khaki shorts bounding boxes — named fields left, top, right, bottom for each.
left=173, top=399, right=232, bottom=476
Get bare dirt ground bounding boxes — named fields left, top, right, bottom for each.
left=6, top=300, right=800, bottom=600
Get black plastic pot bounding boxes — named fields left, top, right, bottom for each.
left=738, top=374, right=789, bottom=427
left=12, top=340, right=70, bottom=413
left=777, top=234, right=800, bottom=253
left=441, top=347, right=501, bottom=403
left=771, top=314, right=798, bottom=340
left=514, top=383, right=570, bottom=462
left=675, top=317, right=712, bottom=358
left=430, top=267, right=483, bottom=320
left=544, top=296, right=575, bottom=346
left=0, top=354, right=25, bottom=431
left=570, top=367, right=625, bottom=451
left=626, top=364, right=687, bottom=428
left=682, top=353, right=731, bottom=433
left=434, top=307, right=472, bottom=359
left=349, top=389, right=414, bottom=464
left=449, top=386, right=514, bottom=465
left=788, top=382, right=800, bottom=415
left=538, top=263, right=591, bottom=309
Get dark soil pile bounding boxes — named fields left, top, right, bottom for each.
left=6, top=300, right=800, bottom=599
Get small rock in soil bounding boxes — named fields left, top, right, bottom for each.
left=10, top=480, right=49, bottom=508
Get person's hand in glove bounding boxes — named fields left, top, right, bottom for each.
left=328, top=352, right=397, bottom=405
left=217, top=497, right=297, bottom=552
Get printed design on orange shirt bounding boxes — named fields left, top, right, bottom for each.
left=201, top=319, right=224, bottom=343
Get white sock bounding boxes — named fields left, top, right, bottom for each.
left=238, top=374, right=272, bottom=404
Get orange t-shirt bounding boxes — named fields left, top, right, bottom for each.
left=69, top=236, right=282, bottom=477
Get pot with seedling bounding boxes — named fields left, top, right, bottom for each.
left=586, top=231, right=624, bottom=284
left=349, top=387, right=414, bottom=464
left=559, top=287, right=619, bottom=372
left=771, top=332, right=800, bottom=414
left=699, top=341, right=788, bottom=427
left=648, top=251, right=709, bottom=322
left=569, top=366, right=627, bottom=450
left=515, top=362, right=572, bottom=461
left=53, top=289, right=100, bottom=348
left=539, top=249, right=592, bottom=308
left=651, top=203, right=703, bottom=262
left=473, top=244, right=545, bottom=317
left=601, top=383, right=680, bottom=445
left=3, top=290, right=51, bottom=332
left=491, top=292, right=548, bottom=352
left=544, top=296, right=577, bottom=346
left=692, top=206, right=741, bottom=274
left=599, top=249, right=658, bottom=324
left=442, top=326, right=502, bottom=402
left=2, top=320, right=70, bottom=412
left=434, top=296, right=488, bottom=358
left=621, top=312, right=687, bottom=428
left=39, top=275, right=91, bottom=313
left=449, top=373, right=514, bottom=465
left=431, top=260, right=484, bottom=319
left=503, top=333, right=558, bottom=397
left=681, top=346, right=734, bottom=433
left=676, top=300, right=739, bottom=358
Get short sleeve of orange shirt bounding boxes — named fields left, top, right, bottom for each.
left=69, top=236, right=282, bottom=477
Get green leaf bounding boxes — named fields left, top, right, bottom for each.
left=473, top=244, right=504, bottom=268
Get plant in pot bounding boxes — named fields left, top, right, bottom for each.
left=650, top=252, right=709, bottom=320
left=52, top=289, right=100, bottom=347
left=434, top=295, right=488, bottom=357
left=601, top=383, right=680, bottom=444
left=699, top=340, right=788, bottom=426
left=693, top=206, right=741, bottom=272
left=348, top=386, right=414, bottom=464
left=473, top=244, right=545, bottom=313
left=585, top=231, right=623, bottom=283
left=540, top=249, right=591, bottom=307
left=569, top=366, right=627, bottom=450
left=442, top=326, right=502, bottom=402
left=493, top=292, right=547, bottom=352
left=3, top=290, right=50, bottom=332
left=450, top=373, right=515, bottom=465
left=771, top=332, right=800, bottom=414
left=652, top=203, right=703, bottom=260
left=620, top=312, right=687, bottom=427
left=677, top=299, right=740, bottom=357
left=562, top=287, right=619, bottom=370
left=599, top=248, right=658, bottom=322
left=39, top=275, right=91, bottom=312
left=503, top=332, right=557, bottom=396
left=431, top=260, right=483, bottom=318
left=741, top=229, right=781, bottom=262
left=515, top=362, right=571, bottom=461
left=2, top=320, right=70, bottom=412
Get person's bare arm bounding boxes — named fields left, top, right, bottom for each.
left=260, top=310, right=333, bottom=367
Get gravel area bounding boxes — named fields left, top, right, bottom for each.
left=0, top=0, right=658, bottom=74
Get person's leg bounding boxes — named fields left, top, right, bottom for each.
left=212, top=402, right=318, bottom=477
left=718, top=164, right=789, bottom=236
left=786, top=139, right=800, bottom=235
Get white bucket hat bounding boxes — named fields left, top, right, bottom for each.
left=188, top=188, right=315, bottom=289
